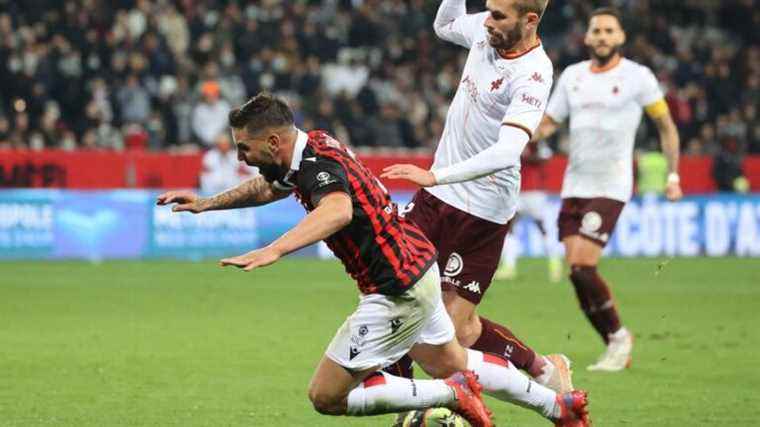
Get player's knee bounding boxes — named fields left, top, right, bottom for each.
left=569, top=264, right=596, bottom=284
left=308, top=387, right=345, bottom=415
left=451, top=318, right=480, bottom=348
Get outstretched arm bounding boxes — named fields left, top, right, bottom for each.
left=381, top=125, right=529, bottom=186
left=433, top=0, right=484, bottom=48
left=156, top=175, right=290, bottom=213
left=219, top=192, right=353, bottom=271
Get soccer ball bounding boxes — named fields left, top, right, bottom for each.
left=398, top=407, right=467, bottom=427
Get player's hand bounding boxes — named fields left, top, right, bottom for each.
left=156, top=190, right=205, bottom=213
left=665, top=182, right=683, bottom=201
left=219, top=247, right=281, bottom=272
left=380, top=164, right=436, bottom=187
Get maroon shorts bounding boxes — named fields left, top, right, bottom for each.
left=405, top=190, right=509, bottom=305
left=557, top=197, right=626, bottom=247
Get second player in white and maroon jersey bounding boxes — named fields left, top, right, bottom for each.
left=546, top=58, right=664, bottom=204
left=381, top=0, right=579, bottom=403
left=532, top=8, right=682, bottom=373
left=426, top=10, right=554, bottom=224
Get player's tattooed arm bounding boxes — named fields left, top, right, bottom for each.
left=157, top=176, right=289, bottom=213
left=198, top=176, right=290, bottom=211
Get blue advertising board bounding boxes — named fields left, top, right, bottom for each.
left=0, top=190, right=758, bottom=260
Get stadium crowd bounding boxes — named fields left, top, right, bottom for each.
left=0, top=0, right=758, bottom=160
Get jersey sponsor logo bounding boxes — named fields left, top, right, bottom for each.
left=463, top=281, right=481, bottom=294
left=461, top=75, right=479, bottom=104
left=358, top=325, right=369, bottom=337
left=521, top=93, right=543, bottom=109
left=444, top=252, right=464, bottom=277
left=530, top=72, right=545, bottom=84
left=490, top=77, right=504, bottom=91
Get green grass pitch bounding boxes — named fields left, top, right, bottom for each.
left=1, top=258, right=758, bottom=426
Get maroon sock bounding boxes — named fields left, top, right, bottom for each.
left=382, top=354, right=414, bottom=378
left=471, top=316, right=537, bottom=372
left=569, top=265, right=622, bottom=344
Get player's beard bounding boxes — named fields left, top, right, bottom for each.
left=258, top=161, right=288, bottom=184
left=489, top=21, right=524, bottom=51
left=589, top=44, right=621, bottom=67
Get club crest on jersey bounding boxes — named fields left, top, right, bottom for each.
left=530, top=72, right=545, bottom=84
left=490, top=77, right=504, bottom=91
left=581, top=211, right=602, bottom=232
left=444, top=253, right=464, bottom=277
left=580, top=211, right=609, bottom=242
left=316, top=171, right=330, bottom=182
left=613, top=85, right=620, bottom=95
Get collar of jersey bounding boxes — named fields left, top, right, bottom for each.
left=289, top=128, right=309, bottom=171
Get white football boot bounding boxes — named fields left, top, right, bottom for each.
left=535, top=354, right=574, bottom=393
left=587, top=327, right=633, bottom=372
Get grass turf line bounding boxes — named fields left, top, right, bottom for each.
left=0, top=258, right=758, bottom=426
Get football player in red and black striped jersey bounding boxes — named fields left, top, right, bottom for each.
left=156, top=93, right=589, bottom=427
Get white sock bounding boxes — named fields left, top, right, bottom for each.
left=501, top=234, right=518, bottom=268
left=347, top=372, right=455, bottom=416
left=609, top=326, right=629, bottom=341
left=466, top=349, right=559, bottom=419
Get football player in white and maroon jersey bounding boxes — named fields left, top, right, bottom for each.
left=494, top=139, right=562, bottom=282
left=382, top=0, right=576, bottom=396
left=533, top=7, right=683, bottom=372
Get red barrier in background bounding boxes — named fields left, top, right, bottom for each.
left=1, top=150, right=759, bottom=193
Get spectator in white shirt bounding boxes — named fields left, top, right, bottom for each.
left=200, top=132, right=258, bottom=194
left=192, top=81, right=231, bottom=147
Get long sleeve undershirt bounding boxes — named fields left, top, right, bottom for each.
left=432, top=125, right=530, bottom=185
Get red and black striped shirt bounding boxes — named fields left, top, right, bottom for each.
left=286, top=131, right=437, bottom=296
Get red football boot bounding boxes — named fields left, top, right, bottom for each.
left=444, top=370, right=494, bottom=427
left=554, top=390, right=590, bottom=427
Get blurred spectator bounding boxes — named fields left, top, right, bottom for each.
left=712, top=136, right=747, bottom=192
left=192, top=80, right=231, bottom=147
left=116, top=74, right=151, bottom=125
left=0, top=0, right=754, bottom=192
left=200, top=132, right=257, bottom=194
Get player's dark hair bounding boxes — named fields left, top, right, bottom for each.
left=515, top=0, right=549, bottom=19
left=228, top=93, right=294, bottom=135
left=589, top=7, right=624, bottom=28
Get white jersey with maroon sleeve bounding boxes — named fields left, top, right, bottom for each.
left=545, top=58, right=664, bottom=202
left=426, top=10, right=554, bottom=225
